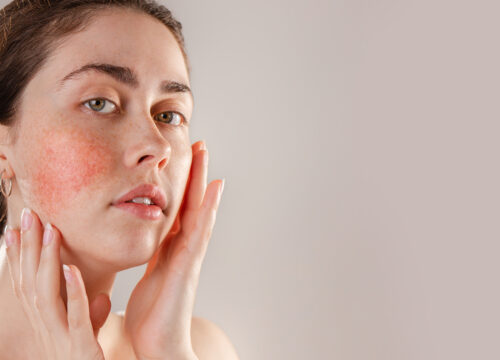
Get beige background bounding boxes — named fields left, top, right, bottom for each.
left=3, top=0, right=499, bottom=359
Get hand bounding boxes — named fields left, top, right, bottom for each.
left=3, top=208, right=111, bottom=360
left=124, top=140, right=225, bottom=360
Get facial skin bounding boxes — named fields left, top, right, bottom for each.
left=0, top=8, right=194, bottom=277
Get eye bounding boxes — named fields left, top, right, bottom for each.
left=82, top=97, right=186, bottom=126
left=83, top=98, right=117, bottom=114
left=154, top=111, right=185, bottom=126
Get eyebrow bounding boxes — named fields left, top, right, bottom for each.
left=57, top=62, right=194, bottom=104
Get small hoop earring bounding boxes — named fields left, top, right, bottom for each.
left=0, top=169, right=12, bottom=197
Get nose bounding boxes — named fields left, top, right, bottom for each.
left=122, top=113, right=171, bottom=172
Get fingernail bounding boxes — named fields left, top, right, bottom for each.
left=4, top=225, right=13, bottom=248
left=200, top=140, right=207, bottom=151
left=63, top=264, right=72, bottom=283
left=43, top=223, right=53, bottom=246
left=21, top=208, right=33, bottom=232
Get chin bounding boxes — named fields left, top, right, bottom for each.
left=61, top=231, right=160, bottom=273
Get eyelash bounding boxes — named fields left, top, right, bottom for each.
left=81, top=97, right=187, bottom=126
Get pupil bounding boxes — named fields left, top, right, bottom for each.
left=91, top=99, right=104, bottom=110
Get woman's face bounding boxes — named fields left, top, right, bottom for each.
left=3, top=9, right=194, bottom=269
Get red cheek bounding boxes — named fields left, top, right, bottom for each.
left=30, top=127, right=112, bottom=216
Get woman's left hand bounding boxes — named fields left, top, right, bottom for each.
left=123, top=140, right=224, bottom=360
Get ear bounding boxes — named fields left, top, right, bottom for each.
left=0, top=125, right=15, bottom=179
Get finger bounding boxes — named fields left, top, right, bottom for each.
left=154, top=141, right=206, bottom=245
left=4, top=226, right=21, bottom=298
left=35, top=223, right=68, bottom=337
left=151, top=142, right=208, bottom=270
left=185, top=179, right=224, bottom=274
left=19, top=209, right=59, bottom=354
left=178, top=147, right=208, bottom=235
left=168, top=140, right=205, bottom=235
left=170, top=139, right=205, bottom=235
left=166, top=179, right=224, bottom=272
left=64, top=264, right=100, bottom=350
left=19, top=209, right=46, bottom=319
left=192, top=139, right=206, bottom=154
left=7, top=223, right=51, bottom=355
left=185, top=144, right=208, bottom=212
left=19, top=208, right=44, bottom=305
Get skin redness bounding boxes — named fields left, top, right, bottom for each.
left=30, top=126, right=111, bottom=217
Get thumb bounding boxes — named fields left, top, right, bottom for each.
left=89, top=293, right=112, bottom=337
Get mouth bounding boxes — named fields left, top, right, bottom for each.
left=111, top=183, right=167, bottom=220
left=112, top=201, right=164, bottom=220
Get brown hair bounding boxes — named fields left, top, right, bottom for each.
left=0, top=0, right=190, bottom=232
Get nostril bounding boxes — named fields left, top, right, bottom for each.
left=158, top=158, right=167, bottom=169
left=138, top=155, right=152, bottom=163
left=136, top=155, right=167, bottom=168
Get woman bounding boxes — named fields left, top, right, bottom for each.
left=0, top=0, right=238, bottom=359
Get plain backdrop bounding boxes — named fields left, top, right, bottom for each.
left=112, top=1, right=499, bottom=359
left=3, top=0, right=499, bottom=359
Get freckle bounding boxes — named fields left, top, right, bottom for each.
left=31, top=127, right=112, bottom=216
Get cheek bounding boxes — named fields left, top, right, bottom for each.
left=29, top=128, right=111, bottom=216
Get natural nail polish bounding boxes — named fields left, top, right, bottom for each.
left=4, top=225, right=13, bottom=248
left=63, top=264, right=72, bottom=283
left=43, top=223, right=53, bottom=246
left=21, top=208, right=33, bottom=232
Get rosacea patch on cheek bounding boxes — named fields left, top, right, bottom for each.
left=32, top=127, right=111, bottom=216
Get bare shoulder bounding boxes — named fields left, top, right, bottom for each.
left=102, top=312, right=239, bottom=360
left=191, top=316, right=240, bottom=360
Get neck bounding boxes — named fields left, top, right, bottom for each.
left=0, top=238, right=117, bottom=357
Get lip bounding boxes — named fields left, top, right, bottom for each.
left=113, top=202, right=164, bottom=220
left=112, top=183, right=167, bottom=213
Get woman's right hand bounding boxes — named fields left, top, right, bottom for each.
left=3, top=208, right=111, bottom=360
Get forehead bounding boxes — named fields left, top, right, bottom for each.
left=38, top=8, right=190, bottom=91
